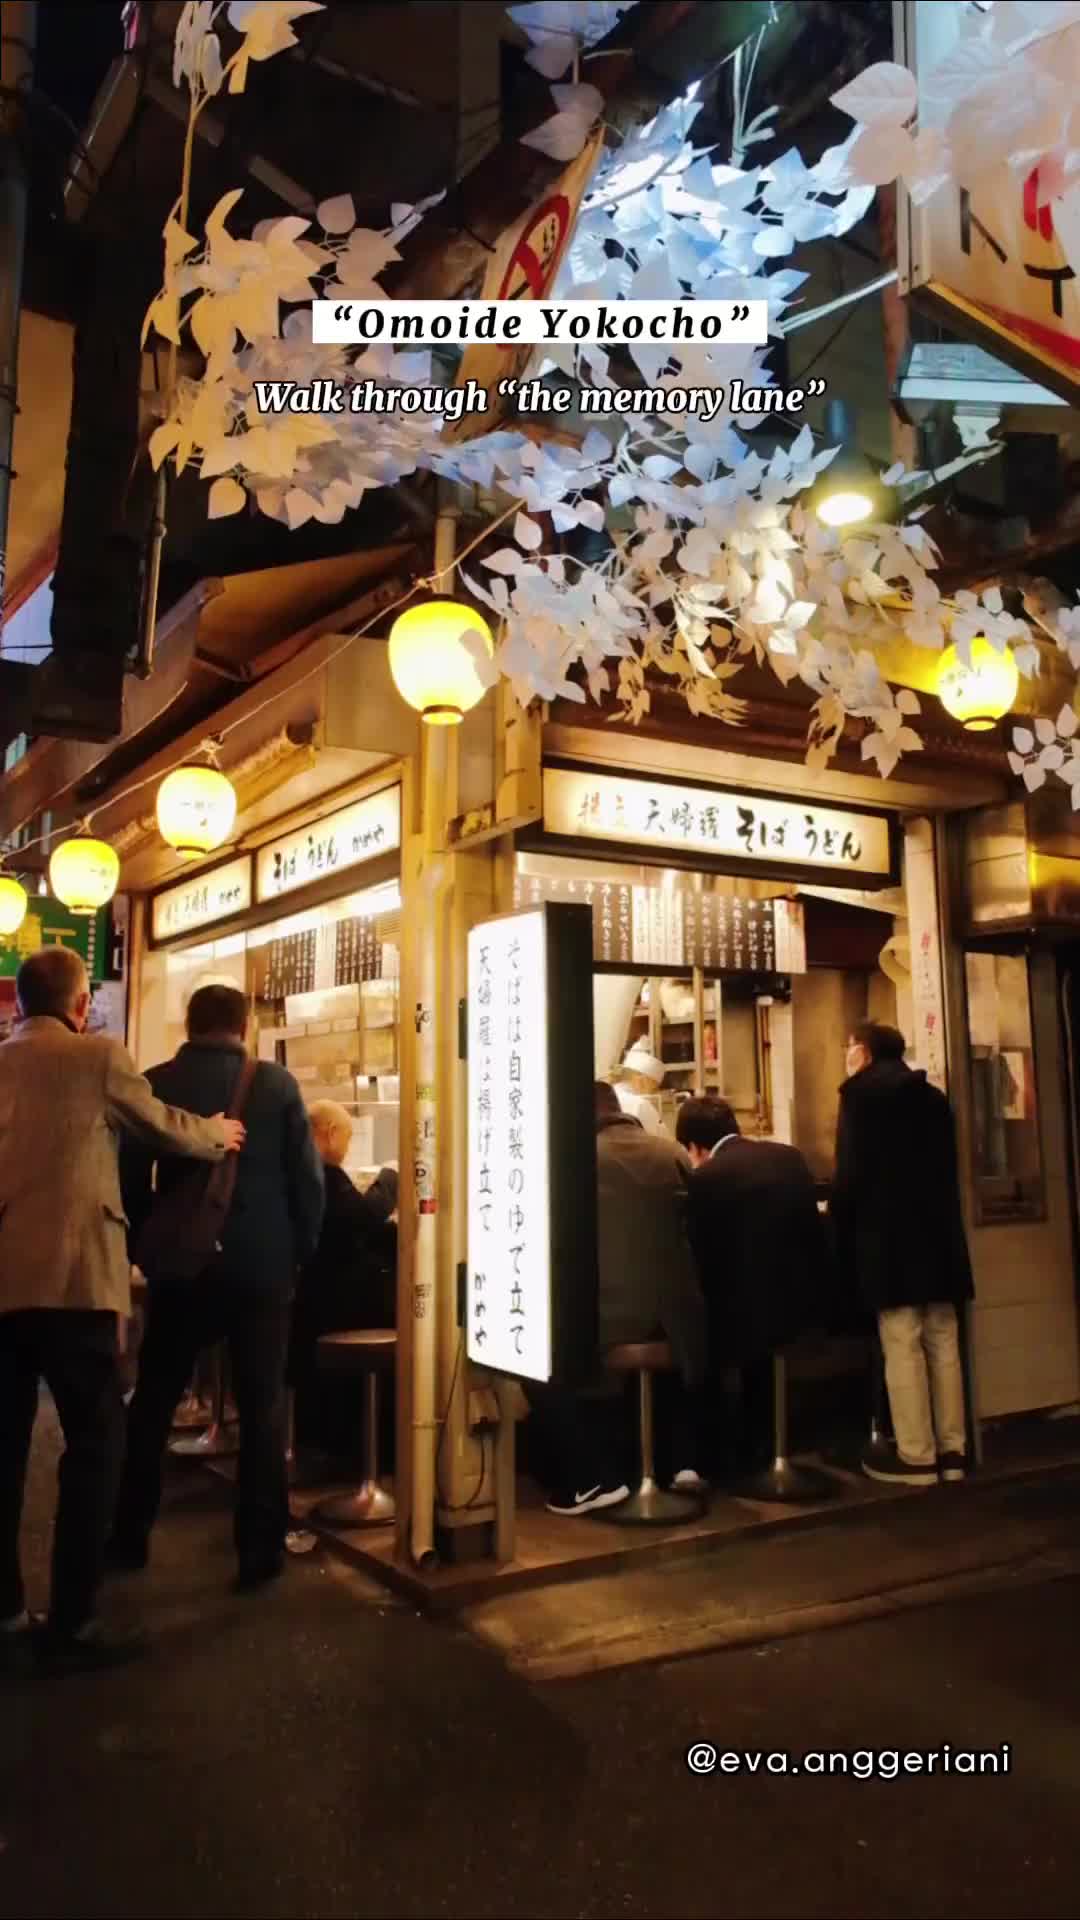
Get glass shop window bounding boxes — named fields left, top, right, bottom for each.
left=964, top=951, right=1044, bottom=1225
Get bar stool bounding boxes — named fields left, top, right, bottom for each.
left=169, top=1342, right=239, bottom=1458
left=602, top=1340, right=703, bottom=1525
left=736, top=1352, right=835, bottom=1504
left=311, top=1329, right=397, bottom=1527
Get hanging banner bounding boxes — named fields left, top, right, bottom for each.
left=442, top=130, right=604, bottom=444
left=898, top=2, right=1080, bottom=402
left=466, top=903, right=596, bottom=1385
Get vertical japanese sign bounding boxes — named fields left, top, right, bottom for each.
left=467, top=903, right=596, bottom=1384
left=905, top=816, right=947, bottom=1093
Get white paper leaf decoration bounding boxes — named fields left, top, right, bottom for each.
left=483, top=548, right=521, bottom=575
left=317, top=193, right=356, bottom=234
left=1040, top=743, right=1066, bottom=770
left=208, top=476, right=247, bottom=519
left=1007, top=751, right=1027, bottom=777
left=831, top=62, right=918, bottom=128
left=514, top=511, right=543, bottom=550
left=848, top=122, right=914, bottom=188
left=1023, top=763, right=1047, bottom=792
left=1013, top=726, right=1035, bottom=754
left=1035, top=715, right=1057, bottom=744
left=575, top=498, right=605, bottom=531
left=896, top=686, right=921, bottom=714
left=1059, top=704, right=1079, bottom=738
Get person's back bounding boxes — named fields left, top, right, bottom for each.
left=834, top=1052, right=971, bottom=1313
left=127, top=1041, right=323, bottom=1293
left=832, top=1022, right=972, bottom=1488
left=596, top=1107, right=705, bottom=1384
left=113, top=985, right=324, bottom=1589
left=676, top=1101, right=827, bottom=1363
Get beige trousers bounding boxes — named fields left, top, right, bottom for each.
left=878, top=1303, right=967, bottom=1467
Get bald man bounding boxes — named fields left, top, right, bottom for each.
left=0, top=947, right=241, bottom=1668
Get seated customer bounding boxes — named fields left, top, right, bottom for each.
left=527, top=1081, right=706, bottom=1516
left=675, top=1097, right=828, bottom=1474
left=289, top=1102, right=397, bottom=1452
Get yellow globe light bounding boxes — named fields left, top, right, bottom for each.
left=48, top=837, right=119, bottom=915
left=0, top=875, right=28, bottom=936
left=388, top=599, right=495, bottom=726
left=816, top=486, right=876, bottom=529
left=156, top=764, right=238, bottom=860
left=937, top=636, right=1020, bottom=733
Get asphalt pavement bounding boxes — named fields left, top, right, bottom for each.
left=4, top=1410, right=1080, bottom=1920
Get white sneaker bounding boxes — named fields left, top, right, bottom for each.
left=672, top=1469, right=707, bottom=1492
left=546, top=1483, right=631, bottom=1516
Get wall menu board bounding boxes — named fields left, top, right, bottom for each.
left=513, top=871, right=803, bottom=974
left=466, top=903, right=597, bottom=1386
left=333, top=915, right=383, bottom=985
left=259, top=929, right=318, bottom=1002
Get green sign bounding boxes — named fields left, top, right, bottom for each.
left=0, top=898, right=107, bottom=980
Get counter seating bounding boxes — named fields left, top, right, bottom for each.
left=311, top=1328, right=397, bottom=1527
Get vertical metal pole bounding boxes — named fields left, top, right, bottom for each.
left=638, top=1370, right=656, bottom=1485
left=0, top=1, right=36, bottom=619
left=492, top=1376, right=516, bottom=1563
left=362, top=1370, right=379, bottom=1488
left=772, top=1354, right=788, bottom=1467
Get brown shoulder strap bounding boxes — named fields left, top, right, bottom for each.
left=228, top=1055, right=258, bottom=1121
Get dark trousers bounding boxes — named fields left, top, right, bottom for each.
left=113, top=1274, right=290, bottom=1568
left=0, top=1308, right=123, bottom=1631
left=524, top=1380, right=627, bottom=1495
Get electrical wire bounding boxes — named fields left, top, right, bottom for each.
left=4, top=495, right=527, bottom=861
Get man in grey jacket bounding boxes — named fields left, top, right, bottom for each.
left=529, top=1081, right=706, bottom=1516
left=0, top=947, right=243, bottom=1668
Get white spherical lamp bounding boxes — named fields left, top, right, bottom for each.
left=48, top=837, right=119, bottom=915
left=937, top=637, right=1020, bottom=733
left=0, top=875, right=28, bottom=936
left=388, top=599, right=495, bottom=726
left=156, top=764, right=238, bottom=859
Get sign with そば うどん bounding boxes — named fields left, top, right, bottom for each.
left=467, top=904, right=597, bottom=1386
left=255, top=787, right=401, bottom=902
left=542, top=767, right=894, bottom=883
left=151, top=856, right=252, bottom=943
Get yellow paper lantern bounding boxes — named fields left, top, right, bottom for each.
left=48, top=837, right=119, bottom=915
left=156, top=764, right=238, bottom=859
left=388, top=599, right=495, bottom=726
left=937, top=636, right=1020, bottom=732
left=0, top=875, right=28, bottom=936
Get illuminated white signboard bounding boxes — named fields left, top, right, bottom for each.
left=467, top=903, right=596, bottom=1385
left=152, top=855, right=252, bottom=943
left=255, top=786, right=401, bottom=902
left=543, top=767, right=893, bottom=882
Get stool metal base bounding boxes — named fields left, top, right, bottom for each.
left=313, top=1480, right=396, bottom=1528
left=169, top=1421, right=239, bottom=1459
left=601, top=1477, right=702, bottom=1527
left=172, top=1393, right=211, bottom=1432
left=736, top=1457, right=836, bottom=1505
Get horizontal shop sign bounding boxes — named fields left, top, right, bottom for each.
left=542, top=767, right=893, bottom=881
left=255, top=786, right=401, bottom=903
left=513, top=870, right=806, bottom=973
left=151, top=856, right=253, bottom=943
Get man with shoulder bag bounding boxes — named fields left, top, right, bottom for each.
left=0, top=949, right=244, bottom=1670
left=111, top=984, right=325, bottom=1591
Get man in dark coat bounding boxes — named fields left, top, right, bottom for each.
left=675, top=1096, right=828, bottom=1474
left=831, top=1021, right=973, bottom=1488
left=112, top=985, right=325, bottom=1588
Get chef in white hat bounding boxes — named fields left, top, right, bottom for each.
left=615, top=1043, right=667, bottom=1135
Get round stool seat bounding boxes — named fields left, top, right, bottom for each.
left=316, top=1329, right=397, bottom=1377
left=604, top=1340, right=674, bottom=1375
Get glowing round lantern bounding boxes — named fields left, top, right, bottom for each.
left=0, top=875, right=28, bottom=936
left=388, top=599, right=495, bottom=726
left=936, top=636, right=1020, bottom=733
left=48, top=837, right=119, bottom=915
left=156, top=764, right=238, bottom=860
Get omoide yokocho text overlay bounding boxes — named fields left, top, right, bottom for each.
left=255, top=298, right=822, bottom=424
left=310, top=298, right=769, bottom=347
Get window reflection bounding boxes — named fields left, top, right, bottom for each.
left=965, top=951, right=1044, bottom=1224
